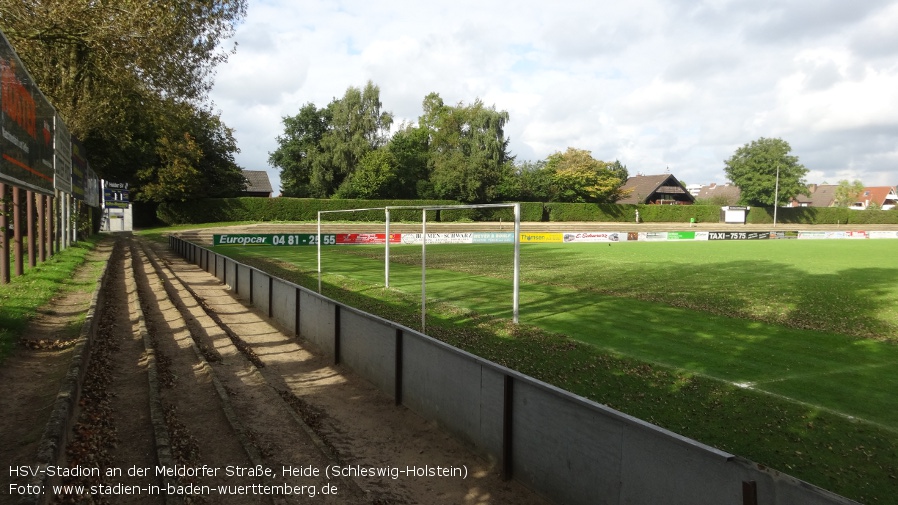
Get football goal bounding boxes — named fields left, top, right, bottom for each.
left=317, top=203, right=521, bottom=333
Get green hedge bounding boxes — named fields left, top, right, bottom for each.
left=157, top=198, right=898, bottom=226
left=746, top=206, right=898, bottom=225
left=157, top=198, right=544, bottom=225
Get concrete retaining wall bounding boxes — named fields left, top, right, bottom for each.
left=169, top=236, right=859, bottom=505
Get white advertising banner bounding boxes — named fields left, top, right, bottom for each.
left=562, top=232, right=627, bottom=243
left=400, top=233, right=474, bottom=245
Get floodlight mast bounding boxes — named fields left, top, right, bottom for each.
left=773, top=163, right=780, bottom=227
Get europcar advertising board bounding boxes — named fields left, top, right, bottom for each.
left=213, top=234, right=337, bottom=246
left=0, top=32, right=56, bottom=195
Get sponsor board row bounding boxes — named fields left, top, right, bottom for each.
left=213, top=230, right=898, bottom=246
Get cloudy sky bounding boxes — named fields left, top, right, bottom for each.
left=208, top=0, right=898, bottom=194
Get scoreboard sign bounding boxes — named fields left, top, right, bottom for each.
left=213, top=234, right=337, bottom=246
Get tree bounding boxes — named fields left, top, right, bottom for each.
left=386, top=123, right=432, bottom=199
left=136, top=101, right=245, bottom=202
left=314, top=81, right=393, bottom=196
left=420, top=93, right=513, bottom=203
left=269, top=103, right=331, bottom=197
left=724, top=137, right=808, bottom=207
left=833, top=180, right=865, bottom=208
left=0, top=0, right=246, bottom=186
left=497, top=160, right=551, bottom=202
left=544, top=148, right=629, bottom=203
left=334, top=149, right=400, bottom=199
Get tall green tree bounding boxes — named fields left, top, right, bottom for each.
left=724, top=137, right=808, bottom=207
left=420, top=93, right=513, bottom=203
left=333, top=149, right=400, bottom=199
left=314, top=81, right=393, bottom=196
left=833, top=179, right=865, bottom=208
left=386, top=123, right=432, bottom=199
left=0, top=0, right=246, bottom=193
left=269, top=103, right=331, bottom=197
left=544, top=148, right=629, bottom=203
left=136, top=101, right=245, bottom=202
left=497, top=160, right=551, bottom=202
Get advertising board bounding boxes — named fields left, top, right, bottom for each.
left=71, top=137, right=87, bottom=200
left=707, top=231, right=770, bottom=240
left=562, top=232, right=625, bottom=243
left=0, top=32, right=56, bottom=195
left=519, top=233, right=563, bottom=243
left=104, top=181, right=130, bottom=209
left=336, top=233, right=401, bottom=245
left=213, top=234, right=337, bottom=246
left=472, top=232, right=514, bottom=244
left=401, top=233, right=474, bottom=245
left=54, top=113, right=72, bottom=194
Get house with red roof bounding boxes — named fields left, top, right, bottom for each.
left=849, top=186, right=897, bottom=210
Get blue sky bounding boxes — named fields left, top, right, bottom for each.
left=209, top=0, right=898, bottom=194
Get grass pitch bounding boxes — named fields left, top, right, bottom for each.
left=209, top=237, right=897, bottom=502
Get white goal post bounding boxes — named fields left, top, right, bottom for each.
left=316, top=203, right=521, bottom=333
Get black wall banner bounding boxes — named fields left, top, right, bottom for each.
left=0, top=31, right=56, bottom=195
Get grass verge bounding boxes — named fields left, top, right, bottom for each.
left=0, top=237, right=102, bottom=363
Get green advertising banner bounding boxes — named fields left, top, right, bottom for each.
left=0, top=31, right=56, bottom=195
left=667, top=231, right=696, bottom=240
left=213, top=234, right=337, bottom=246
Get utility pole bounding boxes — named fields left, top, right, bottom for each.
left=773, top=164, right=780, bottom=227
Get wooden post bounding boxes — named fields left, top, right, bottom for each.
left=37, top=194, right=46, bottom=262
left=27, top=190, right=35, bottom=267
left=49, top=193, right=55, bottom=256
left=0, top=183, right=8, bottom=284
left=13, top=186, right=23, bottom=276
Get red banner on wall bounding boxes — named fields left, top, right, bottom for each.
left=0, top=32, right=56, bottom=195
left=336, top=233, right=401, bottom=245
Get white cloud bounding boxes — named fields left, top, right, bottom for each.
left=209, top=0, right=898, bottom=193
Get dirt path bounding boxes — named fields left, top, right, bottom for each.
left=2, top=235, right=550, bottom=505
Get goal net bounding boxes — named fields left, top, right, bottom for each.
left=317, top=203, right=521, bottom=332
